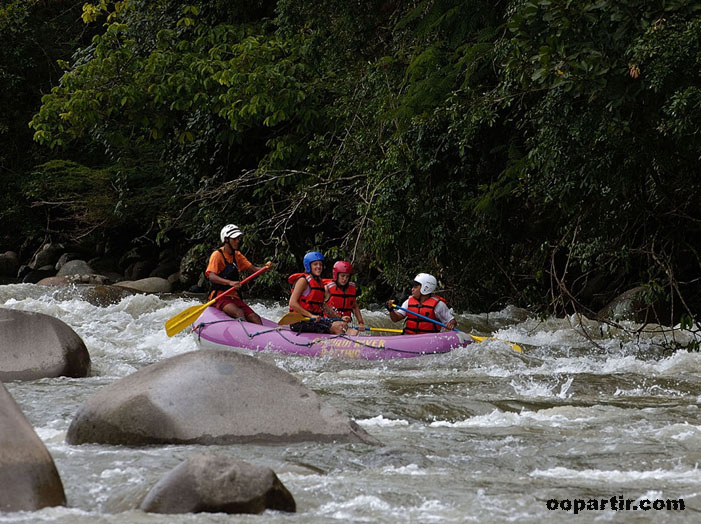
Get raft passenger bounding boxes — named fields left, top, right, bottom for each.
left=324, top=261, right=364, bottom=332
left=386, top=273, right=457, bottom=334
left=288, top=252, right=349, bottom=335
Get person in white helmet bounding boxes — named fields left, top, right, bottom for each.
left=204, top=224, right=269, bottom=324
left=385, top=273, right=456, bottom=334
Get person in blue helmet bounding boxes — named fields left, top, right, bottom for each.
left=288, top=251, right=349, bottom=334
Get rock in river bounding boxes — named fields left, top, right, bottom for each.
left=0, top=382, right=66, bottom=511
left=140, top=453, right=295, bottom=514
left=0, top=308, right=91, bottom=381
left=66, top=349, right=379, bottom=446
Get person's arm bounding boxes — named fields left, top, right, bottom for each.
left=385, top=299, right=406, bottom=323
left=353, top=302, right=364, bottom=328
left=435, top=301, right=457, bottom=330
left=322, top=287, right=342, bottom=319
left=208, top=272, right=240, bottom=289
left=289, top=278, right=319, bottom=319
left=206, top=252, right=239, bottom=288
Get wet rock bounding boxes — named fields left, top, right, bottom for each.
left=149, top=260, right=180, bottom=279
left=0, top=251, right=19, bottom=277
left=0, top=383, right=66, bottom=511
left=116, top=277, right=172, bottom=294
left=66, top=349, right=379, bottom=446
left=140, top=453, right=295, bottom=515
left=54, top=252, right=80, bottom=272
left=36, top=276, right=70, bottom=286
left=125, top=260, right=156, bottom=280
left=22, top=266, right=56, bottom=284
left=29, top=243, right=64, bottom=270
left=179, top=244, right=207, bottom=288
left=56, top=259, right=95, bottom=277
left=0, top=308, right=91, bottom=381
left=80, top=285, right=137, bottom=307
left=598, top=286, right=662, bottom=323
left=87, top=255, right=121, bottom=275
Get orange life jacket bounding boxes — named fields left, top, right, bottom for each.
left=404, top=295, right=446, bottom=335
left=288, top=272, right=326, bottom=315
left=207, top=249, right=241, bottom=300
left=325, top=281, right=357, bottom=318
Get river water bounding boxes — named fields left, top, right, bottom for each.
left=1, top=283, right=700, bottom=522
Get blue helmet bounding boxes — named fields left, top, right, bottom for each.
left=303, top=251, right=325, bottom=273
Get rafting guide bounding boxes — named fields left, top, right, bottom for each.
left=204, top=224, right=271, bottom=325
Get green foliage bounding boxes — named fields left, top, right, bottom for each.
left=10, top=0, right=700, bottom=324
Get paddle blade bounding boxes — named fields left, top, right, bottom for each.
left=278, top=312, right=309, bottom=325
left=165, top=301, right=212, bottom=337
left=469, top=334, right=522, bottom=353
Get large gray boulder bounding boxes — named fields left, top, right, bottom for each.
left=0, top=308, right=91, bottom=381
left=0, top=382, right=66, bottom=511
left=66, top=350, right=378, bottom=446
left=140, top=453, right=295, bottom=514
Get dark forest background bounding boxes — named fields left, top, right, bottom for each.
left=1, top=0, right=699, bottom=328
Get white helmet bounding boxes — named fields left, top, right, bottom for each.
left=413, top=273, right=437, bottom=295
left=220, top=224, right=243, bottom=242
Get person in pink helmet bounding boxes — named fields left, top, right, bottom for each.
left=324, top=261, right=364, bottom=333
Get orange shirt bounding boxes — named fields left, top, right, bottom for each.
left=205, top=249, right=253, bottom=298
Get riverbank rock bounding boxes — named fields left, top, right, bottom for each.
left=28, top=243, right=64, bottom=270
left=116, top=277, right=172, bottom=294
left=0, top=383, right=66, bottom=511
left=140, top=453, right=295, bottom=515
left=79, top=285, right=137, bottom=307
left=598, top=286, right=669, bottom=323
left=36, top=276, right=71, bottom=286
left=0, top=251, right=19, bottom=278
left=66, top=349, right=378, bottom=446
left=0, top=308, right=91, bottom=381
left=22, top=265, right=56, bottom=284
left=56, top=259, right=95, bottom=277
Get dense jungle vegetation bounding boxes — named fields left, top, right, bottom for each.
left=1, top=0, right=700, bottom=327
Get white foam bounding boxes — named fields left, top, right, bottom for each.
left=429, top=406, right=613, bottom=428
left=530, top=466, right=701, bottom=483
left=358, top=415, right=410, bottom=427
left=510, top=376, right=574, bottom=398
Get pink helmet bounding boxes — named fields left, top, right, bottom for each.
left=333, top=261, right=353, bottom=280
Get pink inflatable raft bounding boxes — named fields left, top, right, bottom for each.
left=192, top=307, right=472, bottom=360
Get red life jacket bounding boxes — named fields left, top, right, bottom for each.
left=325, top=281, right=357, bottom=318
left=288, top=272, right=326, bottom=315
left=404, top=295, right=446, bottom=335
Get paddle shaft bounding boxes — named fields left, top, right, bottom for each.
left=392, top=303, right=522, bottom=352
left=165, top=264, right=270, bottom=337
left=354, top=326, right=404, bottom=333
left=392, top=304, right=456, bottom=331
left=210, top=264, right=270, bottom=304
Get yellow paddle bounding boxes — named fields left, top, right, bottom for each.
left=355, top=326, right=404, bottom=333
left=165, top=263, right=271, bottom=337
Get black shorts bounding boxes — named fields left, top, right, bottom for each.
left=289, top=318, right=334, bottom=334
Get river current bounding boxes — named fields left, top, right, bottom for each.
left=1, top=283, right=700, bottom=522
